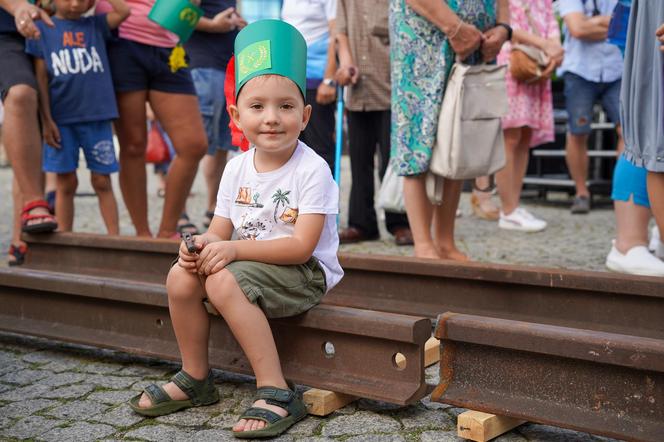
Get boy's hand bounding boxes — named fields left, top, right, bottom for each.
left=196, top=241, right=237, bottom=275
left=42, top=119, right=61, bottom=148
left=178, top=234, right=206, bottom=273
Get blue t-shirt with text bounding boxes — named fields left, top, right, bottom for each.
left=25, top=15, right=117, bottom=125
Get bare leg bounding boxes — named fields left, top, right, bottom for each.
left=432, top=178, right=468, bottom=261
left=615, top=125, right=624, bottom=156
left=149, top=91, right=207, bottom=238
left=55, top=172, right=78, bottom=232
left=647, top=172, right=664, bottom=241
left=496, top=127, right=532, bottom=215
left=204, top=270, right=288, bottom=432
left=613, top=198, right=650, bottom=254
left=9, top=177, right=25, bottom=263
left=565, top=133, right=590, bottom=198
left=114, top=90, right=151, bottom=237
left=403, top=174, right=437, bottom=258
left=203, top=150, right=228, bottom=212
left=90, top=173, right=119, bottom=235
left=45, top=172, right=57, bottom=194
left=3, top=85, right=48, bottom=224
left=137, top=265, right=210, bottom=408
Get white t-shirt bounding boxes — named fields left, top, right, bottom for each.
left=214, top=141, right=344, bottom=292
left=281, top=0, right=336, bottom=46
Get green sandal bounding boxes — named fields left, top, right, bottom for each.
left=233, top=385, right=307, bottom=439
left=129, top=370, right=219, bottom=417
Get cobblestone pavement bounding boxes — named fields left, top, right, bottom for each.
left=0, top=159, right=628, bottom=441
left=0, top=332, right=619, bottom=442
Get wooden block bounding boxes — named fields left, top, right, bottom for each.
left=394, top=336, right=440, bottom=368
left=303, top=389, right=357, bottom=416
left=424, top=336, right=440, bottom=367
left=457, top=410, right=526, bottom=442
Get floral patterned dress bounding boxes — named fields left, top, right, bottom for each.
left=389, top=0, right=497, bottom=176
left=497, top=0, right=560, bottom=147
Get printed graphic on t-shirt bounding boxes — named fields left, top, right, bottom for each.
left=51, top=32, right=105, bottom=76
left=271, top=189, right=297, bottom=223
left=235, top=186, right=264, bottom=207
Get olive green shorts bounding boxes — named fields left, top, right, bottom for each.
left=224, top=257, right=326, bottom=319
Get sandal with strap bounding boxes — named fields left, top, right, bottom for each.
left=202, top=210, right=215, bottom=228
left=128, top=369, right=219, bottom=417
left=21, top=200, right=58, bottom=234
left=177, top=213, right=200, bottom=236
left=8, top=243, right=27, bottom=266
left=233, top=385, right=307, bottom=439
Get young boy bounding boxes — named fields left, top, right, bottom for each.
left=25, top=0, right=130, bottom=234
left=129, top=19, right=343, bottom=439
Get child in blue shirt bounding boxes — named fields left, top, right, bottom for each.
left=25, top=0, right=129, bottom=234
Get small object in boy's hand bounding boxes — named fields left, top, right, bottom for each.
left=182, top=232, right=198, bottom=254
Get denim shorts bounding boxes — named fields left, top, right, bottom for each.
left=563, top=72, right=621, bottom=135
left=43, top=120, right=119, bottom=175
left=612, top=153, right=650, bottom=208
left=106, top=37, right=196, bottom=95
left=191, top=67, right=235, bottom=154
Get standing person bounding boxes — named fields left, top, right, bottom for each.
left=558, top=0, right=623, bottom=214
left=281, top=0, right=337, bottom=172
left=25, top=0, right=130, bottom=235
left=96, top=0, right=208, bottom=238
left=494, top=0, right=563, bottom=232
left=1, top=0, right=59, bottom=265
left=335, top=0, right=412, bottom=245
left=129, top=20, right=343, bottom=439
left=609, top=0, right=664, bottom=276
left=238, top=0, right=281, bottom=23
left=186, top=0, right=246, bottom=229
left=390, top=0, right=510, bottom=260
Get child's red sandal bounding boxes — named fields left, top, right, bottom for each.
left=21, top=199, right=58, bottom=234
left=8, top=244, right=27, bottom=266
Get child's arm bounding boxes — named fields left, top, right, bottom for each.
left=33, top=58, right=61, bottom=148
left=104, top=0, right=130, bottom=30
left=196, top=214, right=325, bottom=275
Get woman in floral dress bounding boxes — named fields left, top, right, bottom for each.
left=390, top=0, right=510, bottom=260
left=494, top=0, right=563, bottom=233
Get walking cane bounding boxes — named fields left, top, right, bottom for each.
left=334, top=85, right=344, bottom=185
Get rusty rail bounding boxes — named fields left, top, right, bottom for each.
left=22, top=233, right=664, bottom=339
left=432, top=313, right=664, bottom=442
left=0, top=267, right=430, bottom=405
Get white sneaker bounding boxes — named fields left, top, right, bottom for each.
left=649, top=225, right=663, bottom=258
left=606, top=241, right=664, bottom=277
left=498, top=207, right=547, bottom=233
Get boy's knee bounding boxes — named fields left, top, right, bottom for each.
left=205, top=269, right=240, bottom=304
left=5, top=85, right=38, bottom=113
left=58, top=173, right=78, bottom=196
left=166, top=264, right=201, bottom=301
left=90, top=173, right=112, bottom=193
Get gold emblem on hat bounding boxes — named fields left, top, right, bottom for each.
left=179, top=7, right=198, bottom=26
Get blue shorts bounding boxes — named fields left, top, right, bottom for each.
left=191, top=67, right=235, bottom=154
left=563, top=72, right=621, bottom=135
left=43, top=121, right=119, bottom=175
left=107, top=37, right=196, bottom=95
left=611, top=154, right=650, bottom=208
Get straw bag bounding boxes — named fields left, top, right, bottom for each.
left=427, top=62, right=508, bottom=203
left=509, top=3, right=550, bottom=84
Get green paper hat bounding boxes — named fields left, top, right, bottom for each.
left=149, top=0, right=203, bottom=42
left=234, top=19, right=307, bottom=98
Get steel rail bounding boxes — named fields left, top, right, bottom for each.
left=22, top=233, right=664, bottom=339
left=0, top=267, right=431, bottom=405
left=431, top=313, right=664, bottom=442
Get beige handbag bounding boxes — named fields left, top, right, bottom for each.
left=427, top=62, right=508, bottom=204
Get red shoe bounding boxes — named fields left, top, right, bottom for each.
left=21, top=199, right=58, bottom=233
left=8, top=243, right=27, bottom=266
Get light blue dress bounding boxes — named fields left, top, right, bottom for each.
left=621, top=0, right=664, bottom=173
left=389, top=0, right=496, bottom=176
